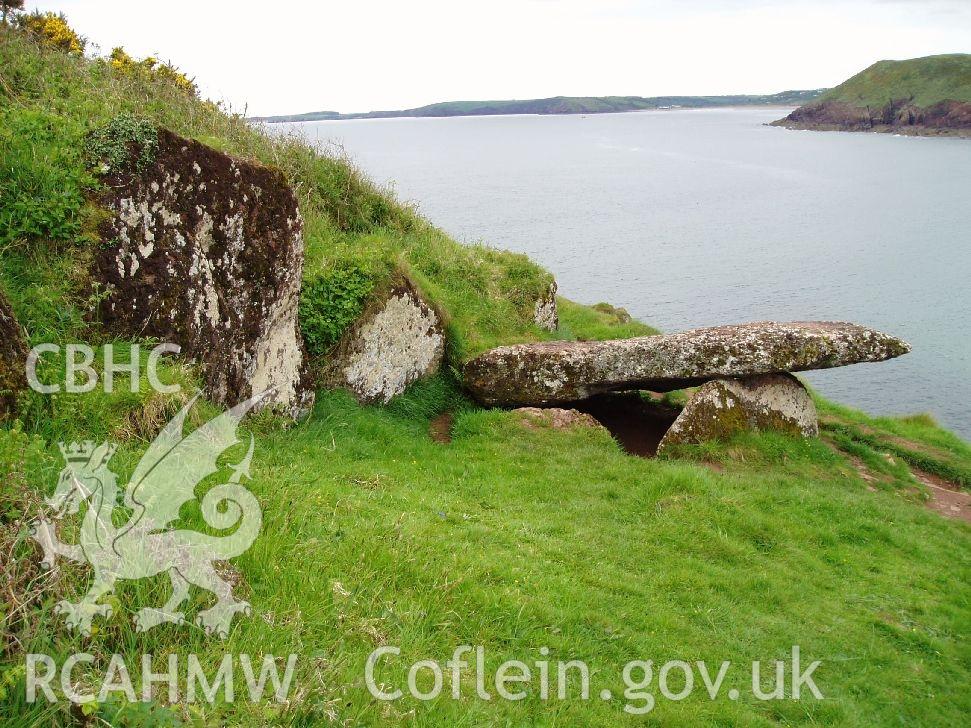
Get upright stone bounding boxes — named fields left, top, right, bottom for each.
left=533, top=280, right=558, bottom=331
left=322, top=279, right=445, bottom=404
left=657, top=374, right=818, bottom=454
left=94, top=128, right=313, bottom=418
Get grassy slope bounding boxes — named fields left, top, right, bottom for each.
left=0, top=25, right=571, bottom=363
left=1, top=23, right=970, bottom=728
left=820, top=54, right=971, bottom=107
left=3, top=378, right=970, bottom=726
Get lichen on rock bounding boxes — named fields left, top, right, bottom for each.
left=93, top=127, right=313, bottom=418
left=657, top=373, right=818, bottom=454
left=464, top=320, right=910, bottom=407
left=324, top=278, right=445, bottom=404
left=0, top=289, right=28, bottom=419
left=533, top=280, right=558, bottom=331
left=514, top=407, right=604, bottom=431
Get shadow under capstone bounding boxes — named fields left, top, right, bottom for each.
left=567, top=393, right=681, bottom=458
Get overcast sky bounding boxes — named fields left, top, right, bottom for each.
left=26, top=0, right=971, bottom=116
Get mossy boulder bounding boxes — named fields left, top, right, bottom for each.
left=0, top=289, right=28, bottom=419
left=657, top=374, right=818, bottom=454
left=320, top=278, right=445, bottom=404
left=92, top=127, right=313, bottom=418
left=592, top=302, right=632, bottom=324
left=463, top=320, right=910, bottom=407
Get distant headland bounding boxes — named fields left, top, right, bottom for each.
left=249, top=90, right=825, bottom=123
left=773, top=54, right=971, bottom=137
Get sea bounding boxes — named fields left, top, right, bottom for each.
left=277, top=107, right=971, bottom=438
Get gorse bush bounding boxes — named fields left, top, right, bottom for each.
left=108, top=46, right=197, bottom=97
left=16, top=10, right=83, bottom=54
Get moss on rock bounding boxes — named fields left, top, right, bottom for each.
left=318, top=275, right=445, bottom=404
left=92, top=127, right=313, bottom=417
left=657, top=373, right=818, bottom=454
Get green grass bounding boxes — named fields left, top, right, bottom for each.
left=2, top=17, right=971, bottom=728
left=820, top=54, right=971, bottom=107
left=817, top=399, right=971, bottom=490
left=557, top=299, right=659, bottom=341
left=0, top=108, right=92, bottom=248
left=2, top=376, right=970, bottom=726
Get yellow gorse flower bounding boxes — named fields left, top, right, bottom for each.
left=20, top=12, right=84, bottom=55
left=108, top=46, right=197, bottom=96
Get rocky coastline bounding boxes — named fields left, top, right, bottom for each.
left=773, top=98, right=971, bottom=137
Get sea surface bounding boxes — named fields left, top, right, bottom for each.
left=278, top=108, right=971, bottom=438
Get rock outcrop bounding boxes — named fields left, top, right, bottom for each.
left=533, top=281, right=558, bottom=331
left=657, top=374, right=818, bottom=454
left=773, top=99, right=971, bottom=137
left=514, top=407, right=604, bottom=431
left=94, top=128, right=313, bottom=418
left=592, top=302, right=632, bottom=324
left=463, top=321, right=910, bottom=407
left=323, top=279, right=445, bottom=404
left=0, top=290, right=28, bottom=419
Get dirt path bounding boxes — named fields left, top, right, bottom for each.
left=912, top=468, right=971, bottom=524
left=430, top=412, right=454, bottom=444
left=822, top=422, right=970, bottom=524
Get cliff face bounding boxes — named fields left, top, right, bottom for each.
left=774, top=98, right=971, bottom=136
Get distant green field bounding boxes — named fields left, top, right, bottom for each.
left=820, top=54, right=971, bottom=107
